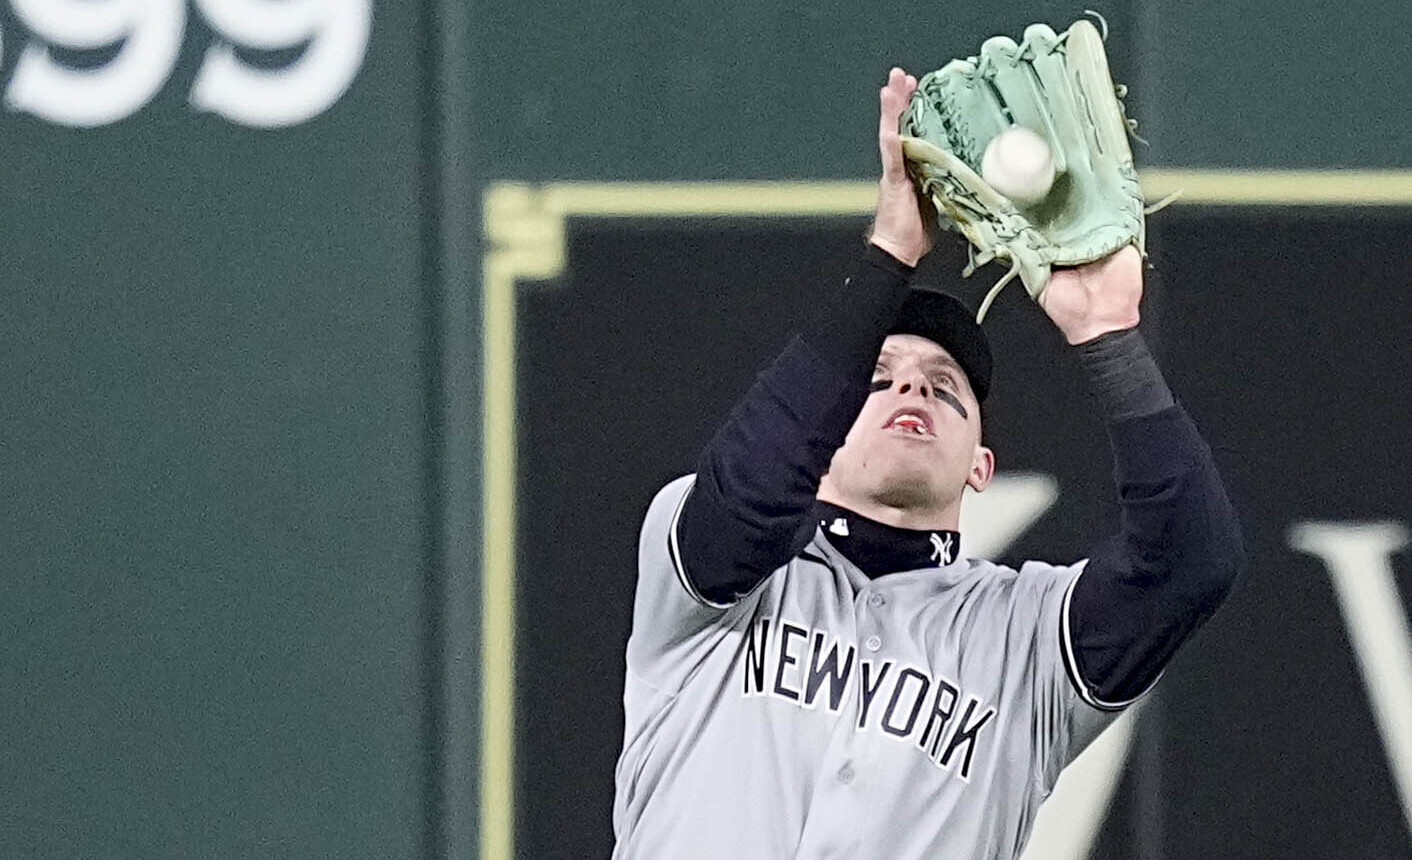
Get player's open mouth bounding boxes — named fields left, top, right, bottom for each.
left=883, top=408, right=935, bottom=438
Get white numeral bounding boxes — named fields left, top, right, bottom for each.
left=1, top=0, right=371, bottom=128
left=190, top=0, right=372, bottom=128
left=5, top=0, right=186, bottom=127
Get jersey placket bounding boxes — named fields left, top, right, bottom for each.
left=791, top=582, right=894, bottom=859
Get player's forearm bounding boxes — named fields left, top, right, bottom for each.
left=1066, top=329, right=1245, bottom=707
left=802, top=242, right=918, bottom=372
left=676, top=246, right=914, bottom=603
left=1075, top=328, right=1173, bottom=418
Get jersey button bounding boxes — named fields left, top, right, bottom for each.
left=864, top=635, right=882, bottom=652
left=867, top=592, right=885, bottom=607
left=838, top=763, right=855, bottom=784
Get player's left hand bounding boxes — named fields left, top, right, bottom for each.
left=1038, top=244, right=1143, bottom=344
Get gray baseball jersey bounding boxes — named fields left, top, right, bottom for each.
left=612, top=475, right=1121, bottom=860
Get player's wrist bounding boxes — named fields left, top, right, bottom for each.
left=1058, top=313, right=1141, bottom=345
left=867, top=235, right=924, bottom=268
left=868, top=173, right=932, bottom=267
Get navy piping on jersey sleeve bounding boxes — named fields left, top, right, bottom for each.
left=670, top=244, right=914, bottom=606
left=1061, top=329, right=1245, bottom=710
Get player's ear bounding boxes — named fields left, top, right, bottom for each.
left=966, top=445, right=995, bottom=493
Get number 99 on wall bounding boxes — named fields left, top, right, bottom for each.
left=1, top=0, right=372, bottom=128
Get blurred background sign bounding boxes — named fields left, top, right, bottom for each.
left=496, top=185, right=1412, bottom=860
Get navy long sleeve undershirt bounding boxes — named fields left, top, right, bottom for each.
left=1068, top=329, right=1243, bottom=704
left=674, top=247, right=1244, bottom=703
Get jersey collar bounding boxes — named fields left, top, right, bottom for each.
left=812, top=501, right=962, bottom=577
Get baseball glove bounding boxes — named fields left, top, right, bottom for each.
left=901, top=19, right=1155, bottom=322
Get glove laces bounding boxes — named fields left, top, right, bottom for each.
left=975, top=259, right=1023, bottom=323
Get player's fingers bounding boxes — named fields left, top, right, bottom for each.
left=878, top=68, right=910, bottom=176
left=878, top=68, right=903, bottom=134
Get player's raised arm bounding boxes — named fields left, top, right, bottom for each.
left=668, top=69, right=931, bottom=606
left=1039, top=249, right=1246, bottom=709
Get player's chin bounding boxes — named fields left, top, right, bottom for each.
left=868, top=466, right=948, bottom=510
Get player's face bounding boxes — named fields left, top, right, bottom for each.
left=820, top=334, right=994, bottom=522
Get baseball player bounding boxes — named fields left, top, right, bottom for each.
left=611, top=68, right=1243, bottom=860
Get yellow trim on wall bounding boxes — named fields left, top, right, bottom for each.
left=1140, top=169, right=1412, bottom=206
left=478, top=170, right=1412, bottom=860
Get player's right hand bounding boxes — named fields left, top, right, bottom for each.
left=868, top=67, right=932, bottom=267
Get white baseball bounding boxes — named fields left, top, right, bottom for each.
left=980, top=127, right=1055, bottom=207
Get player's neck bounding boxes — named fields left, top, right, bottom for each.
left=812, top=500, right=963, bottom=573
left=815, top=484, right=960, bottom=531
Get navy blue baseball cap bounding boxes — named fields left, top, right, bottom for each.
left=888, top=289, right=993, bottom=403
